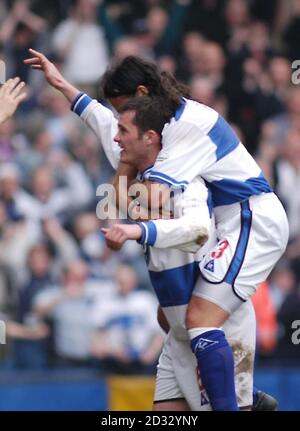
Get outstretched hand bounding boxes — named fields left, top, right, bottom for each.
left=24, top=48, right=64, bottom=89
left=0, top=77, right=26, bottom=124
left=24, top=48, right=79, bottom=101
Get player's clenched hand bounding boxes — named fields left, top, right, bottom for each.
left=101, top=224, right=142, bottom=250
left=0, top=77, right=26, bottom=124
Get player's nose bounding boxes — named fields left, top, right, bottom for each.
left=114, top=133, right=121, bottom=145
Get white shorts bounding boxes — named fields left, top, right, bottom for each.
left=154, top=300, right=256, bottom=409
left=194, top=193, right=289, bottom=314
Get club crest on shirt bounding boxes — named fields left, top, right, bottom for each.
left=204, top=259, right=215, bottom=272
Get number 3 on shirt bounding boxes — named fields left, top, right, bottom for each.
left=211, top=240, right=229, bottom=259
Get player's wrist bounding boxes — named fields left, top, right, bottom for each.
left=57, top=79, right=80, bottom=102
left=0, top=109, right=10, bottom=124
left=127, top=224, right=142, bottom=240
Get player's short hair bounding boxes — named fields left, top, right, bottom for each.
left=119, top=96, right=169, bottom=136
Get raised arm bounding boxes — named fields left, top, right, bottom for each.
left=25, top=48, right=122, bottom=169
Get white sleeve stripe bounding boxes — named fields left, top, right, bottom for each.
left=149, top=171, right=189, bottom=185
left=71, top=93, right=86, bottom=112
left=141, top=222, right=149, bottom=244
left=73, top=94, right=86, bottom=112
left=70, top=91, right=84, bottom=111
left=148, top=174, right=188, bottom=190
left=74, top=94, right=93, bottom=116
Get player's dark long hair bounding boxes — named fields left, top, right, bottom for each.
left=101, top=56, right=190, bottom=117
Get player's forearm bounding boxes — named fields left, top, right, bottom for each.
left=70, top=94, right=121, bottom=169
left=56, top=78, right=80, bottom=103
left=138, top=216, right=209, bottom=250
left=137, top=177, right=211, bottom=249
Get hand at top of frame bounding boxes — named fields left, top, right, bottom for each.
left=0, top=77, right=26, bottom=124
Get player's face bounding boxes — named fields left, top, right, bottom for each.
left=114, top=111, right=146, bottom=168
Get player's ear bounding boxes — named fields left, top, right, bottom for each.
left=136, top=85, right=149, bottom=96
left=143, top=130, right=160, bottom=147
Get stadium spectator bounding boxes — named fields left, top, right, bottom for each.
left=90, top=264, right=163, bottom=374
left=269, top=260, right=297, bottom=312
left=12, top=243, right=53, bottom=369
left=33, top=259, right=109, bottom=367
left=252, top=281, right=278, bottom=357
left=27, top=158, right=93, bottom=223
left=0, top=118, right=19, bottom=163
left=0, top=0, right=48, bottom=83
left=275, top=128, right=300, bottom=240
left=51, top=0, right=109, bottom=93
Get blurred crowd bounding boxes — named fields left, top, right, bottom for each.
left=1, top=0, right=300, bottom=372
